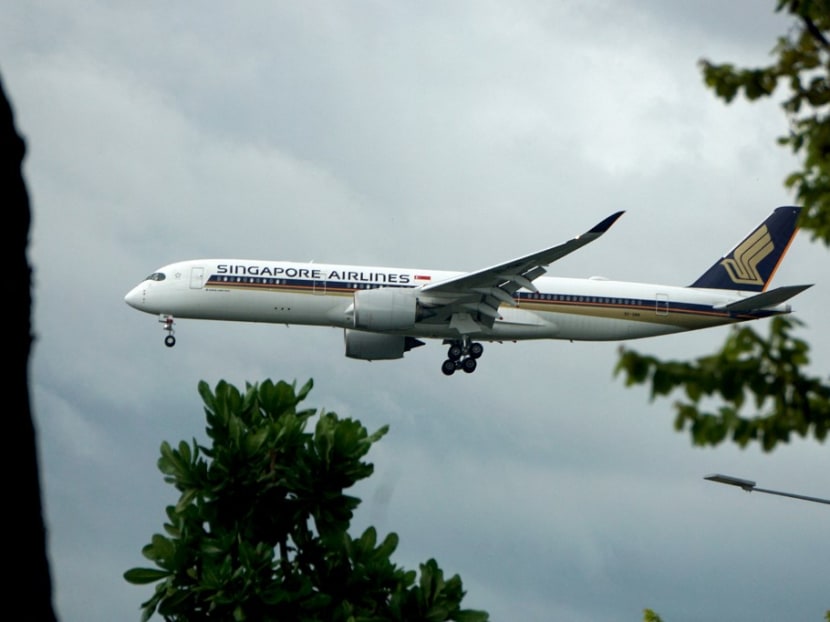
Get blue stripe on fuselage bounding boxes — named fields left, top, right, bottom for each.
left=205, top=274, right=776, bottom=324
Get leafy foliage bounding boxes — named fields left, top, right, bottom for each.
left=618, top=1, right=830, bottom=450
left=616, top=317, right=830, bottom=451
left=124, top=378, right=488, bottom=622
left=700, top=0, right=830, bottom=245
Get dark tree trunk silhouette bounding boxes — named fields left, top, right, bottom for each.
left=2, top=75, right=58, bottom=621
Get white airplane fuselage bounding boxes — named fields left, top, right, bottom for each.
left=124, top=207, right=810, bottom=375
left=124, top=259, right=787, bottom=342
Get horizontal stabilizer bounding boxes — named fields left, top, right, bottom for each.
left=714, top=284, right=813, bottom=312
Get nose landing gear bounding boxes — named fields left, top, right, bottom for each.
left=441, top=338, right=484, bottom=376
left=159, top=314, right=176, bottom=347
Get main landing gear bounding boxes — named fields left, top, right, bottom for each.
left=160, top=314, right=176, bottom=347
left=441, top=338, right=484, bottom=376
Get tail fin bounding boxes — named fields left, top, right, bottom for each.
left=690, top=206, right=801, bottom=292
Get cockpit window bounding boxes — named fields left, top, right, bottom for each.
left=147, top=272, right=166, bottom=282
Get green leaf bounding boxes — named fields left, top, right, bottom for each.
left=123, top=567, right=171, bottom=585
left=643, top=609, right=664, bottom=622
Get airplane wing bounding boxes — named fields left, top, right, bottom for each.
left=418, top=211, right=625, bottom=332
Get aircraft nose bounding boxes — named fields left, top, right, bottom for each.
left=124, top=285, right=145, bottom=309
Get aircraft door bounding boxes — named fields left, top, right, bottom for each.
left=190, top=267, right=205, bottom=289
left=655, top=293, right=669, bottom=316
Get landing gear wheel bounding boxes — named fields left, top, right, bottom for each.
left=441, top=338, right=484, bottom=375
left=441, top=359, right=457, bottom=376
left=461, top=357, right=477, bottom=373
left=447, top=344, right=463, bottom=361
left=159, top=315, right=176, bottom=348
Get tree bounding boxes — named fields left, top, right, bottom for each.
left=615, top=0, right=830, bottom=451
left=124, top=378, right=488, bottom=622
left=3, top=75, right=59, bottom=620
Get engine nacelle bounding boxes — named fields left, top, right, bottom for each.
left=352, top=287, right=418, bottom=331
left=344, top=329, right=424, bottom=361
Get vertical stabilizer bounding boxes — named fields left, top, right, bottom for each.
left=689, top=206, right=801, bottom=292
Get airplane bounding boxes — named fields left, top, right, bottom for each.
left=125, top=206, right=812, bottom=376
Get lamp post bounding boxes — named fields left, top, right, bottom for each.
left=704, top=474, right=830, bottom=505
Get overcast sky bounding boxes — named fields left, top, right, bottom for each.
left=3, top=2, right=829, bottom=621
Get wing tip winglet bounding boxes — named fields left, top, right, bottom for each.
left=589, top=210, right=625, bottom=234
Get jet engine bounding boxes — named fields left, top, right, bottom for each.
left=352, top=287, right=419, bottom=330
left=344, top=329, right=424, bottom=360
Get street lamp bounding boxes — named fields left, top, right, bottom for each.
left=704, top=473, right=830, bottom=505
